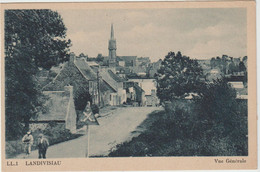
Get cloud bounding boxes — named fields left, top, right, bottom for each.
left=58, top=8, right=247, bottom=61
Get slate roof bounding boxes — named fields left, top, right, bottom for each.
left=74, top=59, right=116, bottom=92
left=100, top=70, right=118, bottom=91
left=133, top=83, right=145, bottom=93
left=74, top=58, right=97, bottom=81
left=42, top=62, right=88, bottom=91
left=101, top=80, right=117, bottom=93
left=236, top=88, right=248, bottom=95
left=43, top=58, right=114, bottom=93
left=86, top=61, right=99, bottom=67
left=107, top=69, right=126, bottom=82
left=33, top=91, right=70, bottom=121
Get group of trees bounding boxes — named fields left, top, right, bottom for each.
left=154, top=51, right=248, bottom=156
left=77, top=53, right=105, bottom=64
left=156, top=52, right=248, bottom=102
left=210, top=55, right=247, bottom=75
left=5, top=10, right=71, bottom=140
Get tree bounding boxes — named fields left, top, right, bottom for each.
left=194, top=79, right=247, bottom=155
left=242, top=56, right=247, bottom=62
left=239, top=61, right=246, bottom=72
left=5, top=10, right=71, bottom=140
left=156, top=51, right=204, bottom=101
left=96, top=53, right=104, bottom=62
left=228, top=61, right=236, bottom=74
left=78, top=53, right=87, bottom=59
left=210, top=57, right=216, bottom=69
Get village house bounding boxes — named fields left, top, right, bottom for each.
left=226, top=75, right=248, bottom=100
left=128, top=78, right=159, bottom=107
left=43, top=53, right=115, bottom=108
left=124, top=81, right=145, bottom=106
left=99, top=67, right=127, bottom=105
left=148, top=59, right=162, bottom=78
left=30, top=86, right=77, bottom=133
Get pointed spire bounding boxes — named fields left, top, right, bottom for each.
left=111, top=23, right=114, bottom=39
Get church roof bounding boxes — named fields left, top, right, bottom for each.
left=117, top=56, right=137, bottom=60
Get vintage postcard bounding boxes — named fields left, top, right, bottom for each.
left=1, top=0, right=257, bottom=171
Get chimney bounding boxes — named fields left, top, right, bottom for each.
left=69, top=53, right=75, bottom=63
left=64, top=85, right=73, bottom=97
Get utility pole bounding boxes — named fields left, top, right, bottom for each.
left=97, top=69, right=100, bottom=107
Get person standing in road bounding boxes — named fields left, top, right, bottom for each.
left=37, top=134, right=49, bottom=159
left=22, top=131, right=34, bottom=158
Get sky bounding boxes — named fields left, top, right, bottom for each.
left=58, top=8, right=246, bottom=62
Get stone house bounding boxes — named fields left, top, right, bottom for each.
left=43, top=53, right=114, bottom=108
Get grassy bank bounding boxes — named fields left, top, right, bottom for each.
left=108, top=100, right=248, bottom=157
left=6, top=123, right=83, bottom=158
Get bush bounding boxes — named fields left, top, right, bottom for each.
left=194, top=79, right=248, bottom=155
left=42, top=123, right=81, bottom=146
left=5, top=141, right=24, bottom=158
left=6, top=123, right=83, bottom=158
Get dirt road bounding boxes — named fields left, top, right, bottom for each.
left=15, top=107, right=161, bottom=159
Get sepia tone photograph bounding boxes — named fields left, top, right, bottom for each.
left=1, top=1, right=257, bottom=171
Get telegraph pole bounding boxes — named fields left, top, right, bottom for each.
left=97, top=69, right=100, bottom=107
left=85, top=124, right=90, bottom=158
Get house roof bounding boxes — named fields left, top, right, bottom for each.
left=236, top=88, right=248, bottom=95
left=86, top=61, right=99, bottom=67
left=74, top=59, right=116, bottom=93
left=101, top=80, right=117, bottom=93
left=133, top=83, right=145, bottom=93
left=42, top=60, right=92, bottom=91
left=228, top=81, right=244, bottom=89
left=100, top=69, right=117, bottom=91
left=74, top=58, right=97, bottom=81
left=33, top=91, right=71, bottom=121
left=108, top=69, right=126, bottom=82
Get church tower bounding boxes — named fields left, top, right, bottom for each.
left=108, top=24, right=117, bottom=67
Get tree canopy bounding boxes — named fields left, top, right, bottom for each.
left=5, top=10, right=71, bottom=140
left=155, top=51, right=204, bottom=101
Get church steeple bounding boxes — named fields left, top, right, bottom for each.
left=108, top=23, right=117, bottom=68
left=111, top=23, right=114, bottom=39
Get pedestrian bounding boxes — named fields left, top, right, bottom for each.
left=22, top=130, right=34, bottom=158
left=37, top=134, right=49, bottom=159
